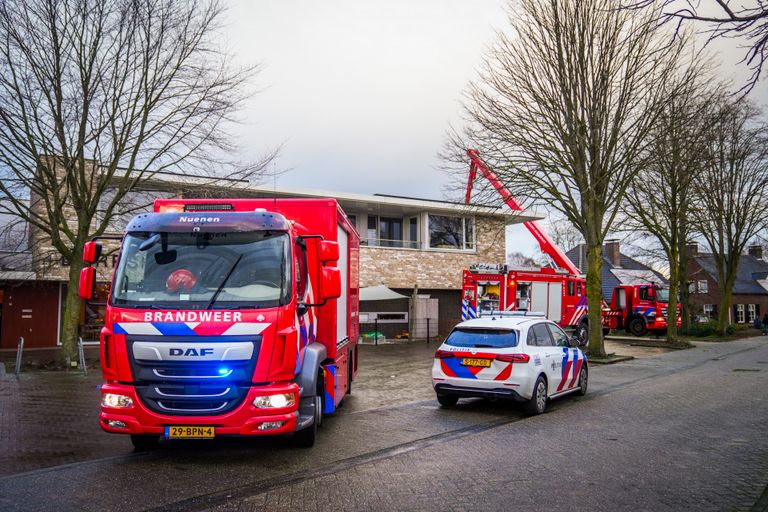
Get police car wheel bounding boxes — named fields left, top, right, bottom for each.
left=578, top=367, right=588, bottom=396
left=130, top=434, right=159, bottom=451
left=525, top=376, right=547, bottom=415
left=436, top=394, right=459, bottom=407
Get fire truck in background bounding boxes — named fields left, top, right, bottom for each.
left=79, top=198, right=359, bottom=449
left=461, top=149, right=678, bottom=339
left=461, top=264, right=592, bottom=339
left=602, top=284, right=678, bottom=337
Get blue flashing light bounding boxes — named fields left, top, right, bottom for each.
left=218, top=367, right=231, bottom=376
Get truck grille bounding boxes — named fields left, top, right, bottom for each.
left=126, top=335, right=260, bottom=416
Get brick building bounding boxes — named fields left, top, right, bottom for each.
left=0, top=170, right=534, bottom=348
left=686, top=244, right=768, bottom=324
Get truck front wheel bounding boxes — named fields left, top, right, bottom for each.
left=130, top=434, right=159, bottom=451
left=293, top=374, right=324, bottom=448
left=575, top=322, right=588, bottom=343
left=629, top=317, right=647, bottom=337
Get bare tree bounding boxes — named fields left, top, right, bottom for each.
left=546, top=213, right=583, bottom=255
left=0, top=0, right=270, bottom=362
left=622, top=65, right=721, bottom=341
left=451, top=0, right=684, bottom=356
left=627, top=1, right=768, bottom=93
left=690, top=99, right=768, bottom=334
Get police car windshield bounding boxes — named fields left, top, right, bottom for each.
left=445, top=328, right=519, bottom=349
left=111, top=231, right=291, bottom=309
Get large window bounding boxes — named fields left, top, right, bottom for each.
left=703, top=304, right=715, bottom=319
left=363, top=215, right=419, bottom=249
left=736, top=304, right=745, bottom=324
left=697, top=280, right=708, bottom=294
left=428, top=215, right=475, bottom=250
left=748, top=304, right=757, bottom=323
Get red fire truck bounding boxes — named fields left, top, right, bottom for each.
left=602, top=284, right=677, bottom=337
left=79, top=198, right=359, bottom=449
left=461, top=264, right=591, bottom=338
left=461, top=150, right=678, bottom=339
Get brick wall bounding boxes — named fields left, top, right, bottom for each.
left=359, top=215, right=506, bottom=290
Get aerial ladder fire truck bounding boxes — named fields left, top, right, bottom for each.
left=461, top=149, right=678, bottom=339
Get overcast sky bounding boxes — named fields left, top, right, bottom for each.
left=227, top=0, right=506, bottom=198
left=225, top=1, right=767, bottom=262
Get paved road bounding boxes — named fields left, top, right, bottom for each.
left=0, top=339, right=766, bottom=511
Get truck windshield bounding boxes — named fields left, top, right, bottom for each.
left=656, top=287, right=670, bottom=303
left=444, top=328, right=518, bottom=348
left=111, top=231, right=291, bottom=309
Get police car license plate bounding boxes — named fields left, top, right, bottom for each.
left=461, top=358, right=491, bottom=367
left=164, top=426, right=215, bottom=439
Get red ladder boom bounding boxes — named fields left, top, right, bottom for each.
left=465, top=149, right=581, bottom=277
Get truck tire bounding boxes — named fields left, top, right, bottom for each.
left=130, top=434, right=159, bottom=451
left=629, top=317, right=647, bottom=337
left=293, top=374, right=324, bottom=448
left=575, top=322, right=588, bottom=343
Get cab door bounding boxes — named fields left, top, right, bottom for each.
left=527, top=322, right=563, bottom=394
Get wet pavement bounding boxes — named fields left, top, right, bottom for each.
left=0, top=338, right=766, bottom=511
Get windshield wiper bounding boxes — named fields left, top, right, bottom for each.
left=206, top=254, right=243, bottom=310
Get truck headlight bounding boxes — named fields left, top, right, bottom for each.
left=102, top=393, right=134, bottom=408
left=253, top=393, right=295, bottom=409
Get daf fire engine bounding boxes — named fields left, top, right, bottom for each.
left=79, top=198, right=359, bottom=449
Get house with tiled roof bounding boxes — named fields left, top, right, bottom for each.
left=565, top=240, right=667, bottom=300
left=686, top=244, right=768, bottom=324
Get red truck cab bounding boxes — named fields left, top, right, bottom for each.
left=79, top=199, right=359, bottom=448
left=602, top=284, right=679, bottom=337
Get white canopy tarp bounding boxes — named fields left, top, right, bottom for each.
left=359, top=284, right=409, bottom=301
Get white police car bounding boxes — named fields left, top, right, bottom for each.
left=432, top=313, right=588, bottom=414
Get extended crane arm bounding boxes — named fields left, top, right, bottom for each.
left=465, top=149, right=581, bottom=276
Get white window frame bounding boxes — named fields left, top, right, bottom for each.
left=697, top=280, right=708, bottom=294
left=427, top=214, right=476, bottom=251
left=703, top=304, right=714, bottom=319
left=736, top=304, right=745, bottom=324
left=748, top=304, right=756, bottom=323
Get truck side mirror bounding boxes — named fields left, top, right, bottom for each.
left=83, top=241, right=103, bottom=264
left=318, top=267, right=341, bottom=302
left=319, top=240, right=339, bottom=263
left=79, top=266, right=96, bottom=300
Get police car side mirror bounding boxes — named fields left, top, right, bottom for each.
left=569, top=336, right=582, bottom=348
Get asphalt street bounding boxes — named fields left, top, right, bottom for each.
left=0, top=338, right=766, bottom=512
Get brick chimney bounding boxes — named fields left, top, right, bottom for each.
left=686, top=243, right=698, bottom=258
left=748, top=244, right=764, bottom=260
left=604, top=239, right=621, bottom=267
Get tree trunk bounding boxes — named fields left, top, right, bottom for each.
left=717, top=281, right=733, bottom=336
left=677, top=235, right=691, bottom=334
left=586, top=243, right=606, bottom=357
left=666, top=245, right=679, bottom=342
left=60, top=257, right=85, bottom=365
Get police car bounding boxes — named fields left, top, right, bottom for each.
left=432, top=313, right=588, bottom=414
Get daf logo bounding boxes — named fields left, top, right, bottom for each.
left=169, top=348, right=214, bottom=357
